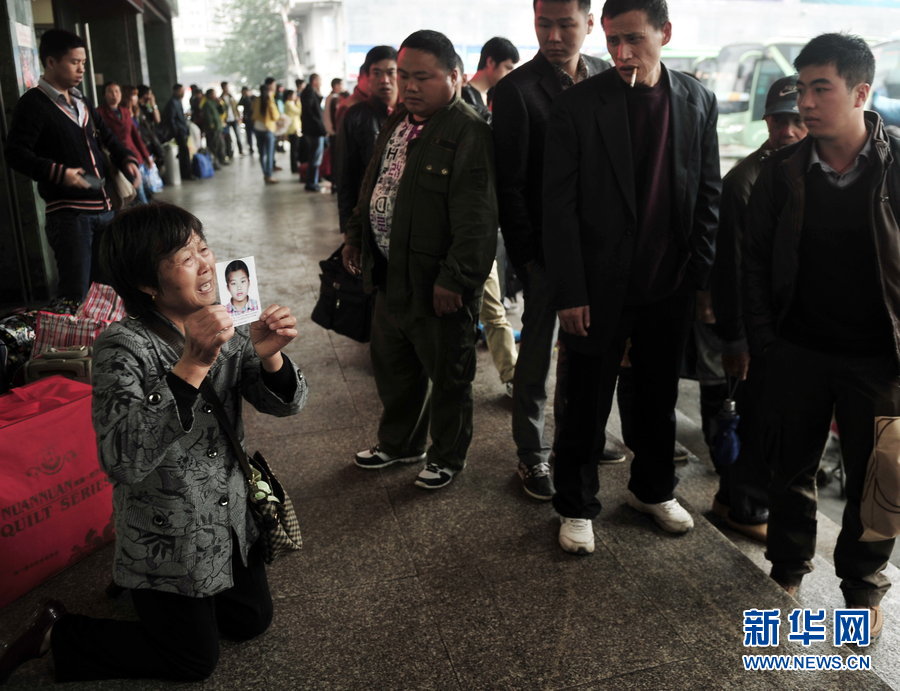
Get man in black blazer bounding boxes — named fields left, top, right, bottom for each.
left=492, top=0, right=608, bottom=503
left=544, top=0, right=720, bottom=554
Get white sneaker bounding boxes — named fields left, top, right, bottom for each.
left=626, top=492, right=694, bottom=534
left=558, top=517, right=595, bottom=555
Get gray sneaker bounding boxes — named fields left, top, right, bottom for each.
left=414, top=462, right=460, bottom=490
left=518, top=462, right=554, bottom=501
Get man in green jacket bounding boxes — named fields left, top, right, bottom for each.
left=201, top=88, right=227, bottom=168
left=343, top=29, right=498, bottom=489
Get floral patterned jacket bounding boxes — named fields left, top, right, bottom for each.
left=92, top=317, right=307, bottom=597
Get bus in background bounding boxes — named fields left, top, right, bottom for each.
left=711, top=40, right=805, bottom=162
left=660, top=47, right=718, bottom=81
left=872, top=40, right=900, bottom=127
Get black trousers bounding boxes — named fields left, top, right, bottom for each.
left=175, top=133, right=193, bottom=180
left=225, top=120, right=242, bottom=154
left=244, top=120, right=255, bottom=153
left=764, top=339, right=897, bottom=606
left=288, top=133, right=301, bottom=174
left=51, top=538, right=272, bottom=682
left=553, top=292, right=693, bottom=519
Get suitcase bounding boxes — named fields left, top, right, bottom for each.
left=24, top=346, right=93, bottom=385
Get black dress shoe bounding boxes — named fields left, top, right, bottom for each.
left=0, top=599, right=67, bottom=683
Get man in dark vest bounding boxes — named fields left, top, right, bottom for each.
left=745, top=33, right=900, bottom=640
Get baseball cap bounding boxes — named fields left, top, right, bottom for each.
left=763, top=76, right=800, bottom=118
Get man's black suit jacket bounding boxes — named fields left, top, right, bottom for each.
left=543, top=66, right=721, bottom=355
left=492, top=51, right=608, bottom=271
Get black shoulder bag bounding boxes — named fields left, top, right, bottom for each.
left=311, top=244, right=374, bottom=343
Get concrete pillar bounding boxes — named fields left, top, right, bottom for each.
left=85, top=10, right=147, bottom=99
left=145, top=20, right=178, bottom=96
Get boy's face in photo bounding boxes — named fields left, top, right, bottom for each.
left=227, top=270, right=250, bottom=302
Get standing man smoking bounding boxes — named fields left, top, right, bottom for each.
left=543, top=0, right=720, bottom=553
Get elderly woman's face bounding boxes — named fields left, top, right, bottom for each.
left=154, top=232, right=218, bottom=317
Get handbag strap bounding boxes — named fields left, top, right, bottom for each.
left=142, top=315, right=257, bottom=485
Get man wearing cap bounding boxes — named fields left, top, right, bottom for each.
left=709, top=75, right=807, bottom=543
left=745, top=33, right=900, bottom=638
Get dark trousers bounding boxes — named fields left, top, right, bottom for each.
left=43, top=209, right=115, bottom=301
left=511, top=262, right=559, bottom=467
left=243, top=120, right=254, bottom=153
left=51, top=539, right=272, bottom=682
left=764, top=339, right=897, bottom=606
left=288, top=133, right=301, bottom=173
left=175, top=132, right=193, bottom=180
left=225, top=120, right=242, bottom=154
left=555, top=341, right=607, bottom=462
left=553, top=292, right=692, bottom=519
left=205, top=129, right=226, bottom=166
left=370, top=290, right=479, bottom=471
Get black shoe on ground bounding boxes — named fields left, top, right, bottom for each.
left=355, top=445, right=425, bottom=469
left=0, top=599, right=67, bottom=683
left=596, top=446, right=626, bottom=464
left=518, top=461, right=554, bottom=500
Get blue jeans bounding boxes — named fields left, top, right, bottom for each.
left=305, top=135, right=325, bottom=189
left=44, top=209, right=115, bottom=300
left=134, top=180, right=149, bottom=205
left=255, top=130, right=276, bottom=178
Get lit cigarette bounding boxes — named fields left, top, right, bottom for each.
left=630, top=69, right=637, bottom=88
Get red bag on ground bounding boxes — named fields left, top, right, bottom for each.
left=0, top=376, right=113, bottom=607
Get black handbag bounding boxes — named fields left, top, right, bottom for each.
left=311, top=244, right=374, bottom=343
left=201, top=383, right=302, bottom=563
left=144, top=316, right=302, bottom=563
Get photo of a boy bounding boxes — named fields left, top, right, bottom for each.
left=224, top=259, right=258, bottom=316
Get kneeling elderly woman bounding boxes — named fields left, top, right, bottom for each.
left=0, top=202, right=308, bottom=684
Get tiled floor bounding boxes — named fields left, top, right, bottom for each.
left=1, top=153, right=896, bottom=689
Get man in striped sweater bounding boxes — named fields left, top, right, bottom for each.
left=5, top=29, right=140, bottom=301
